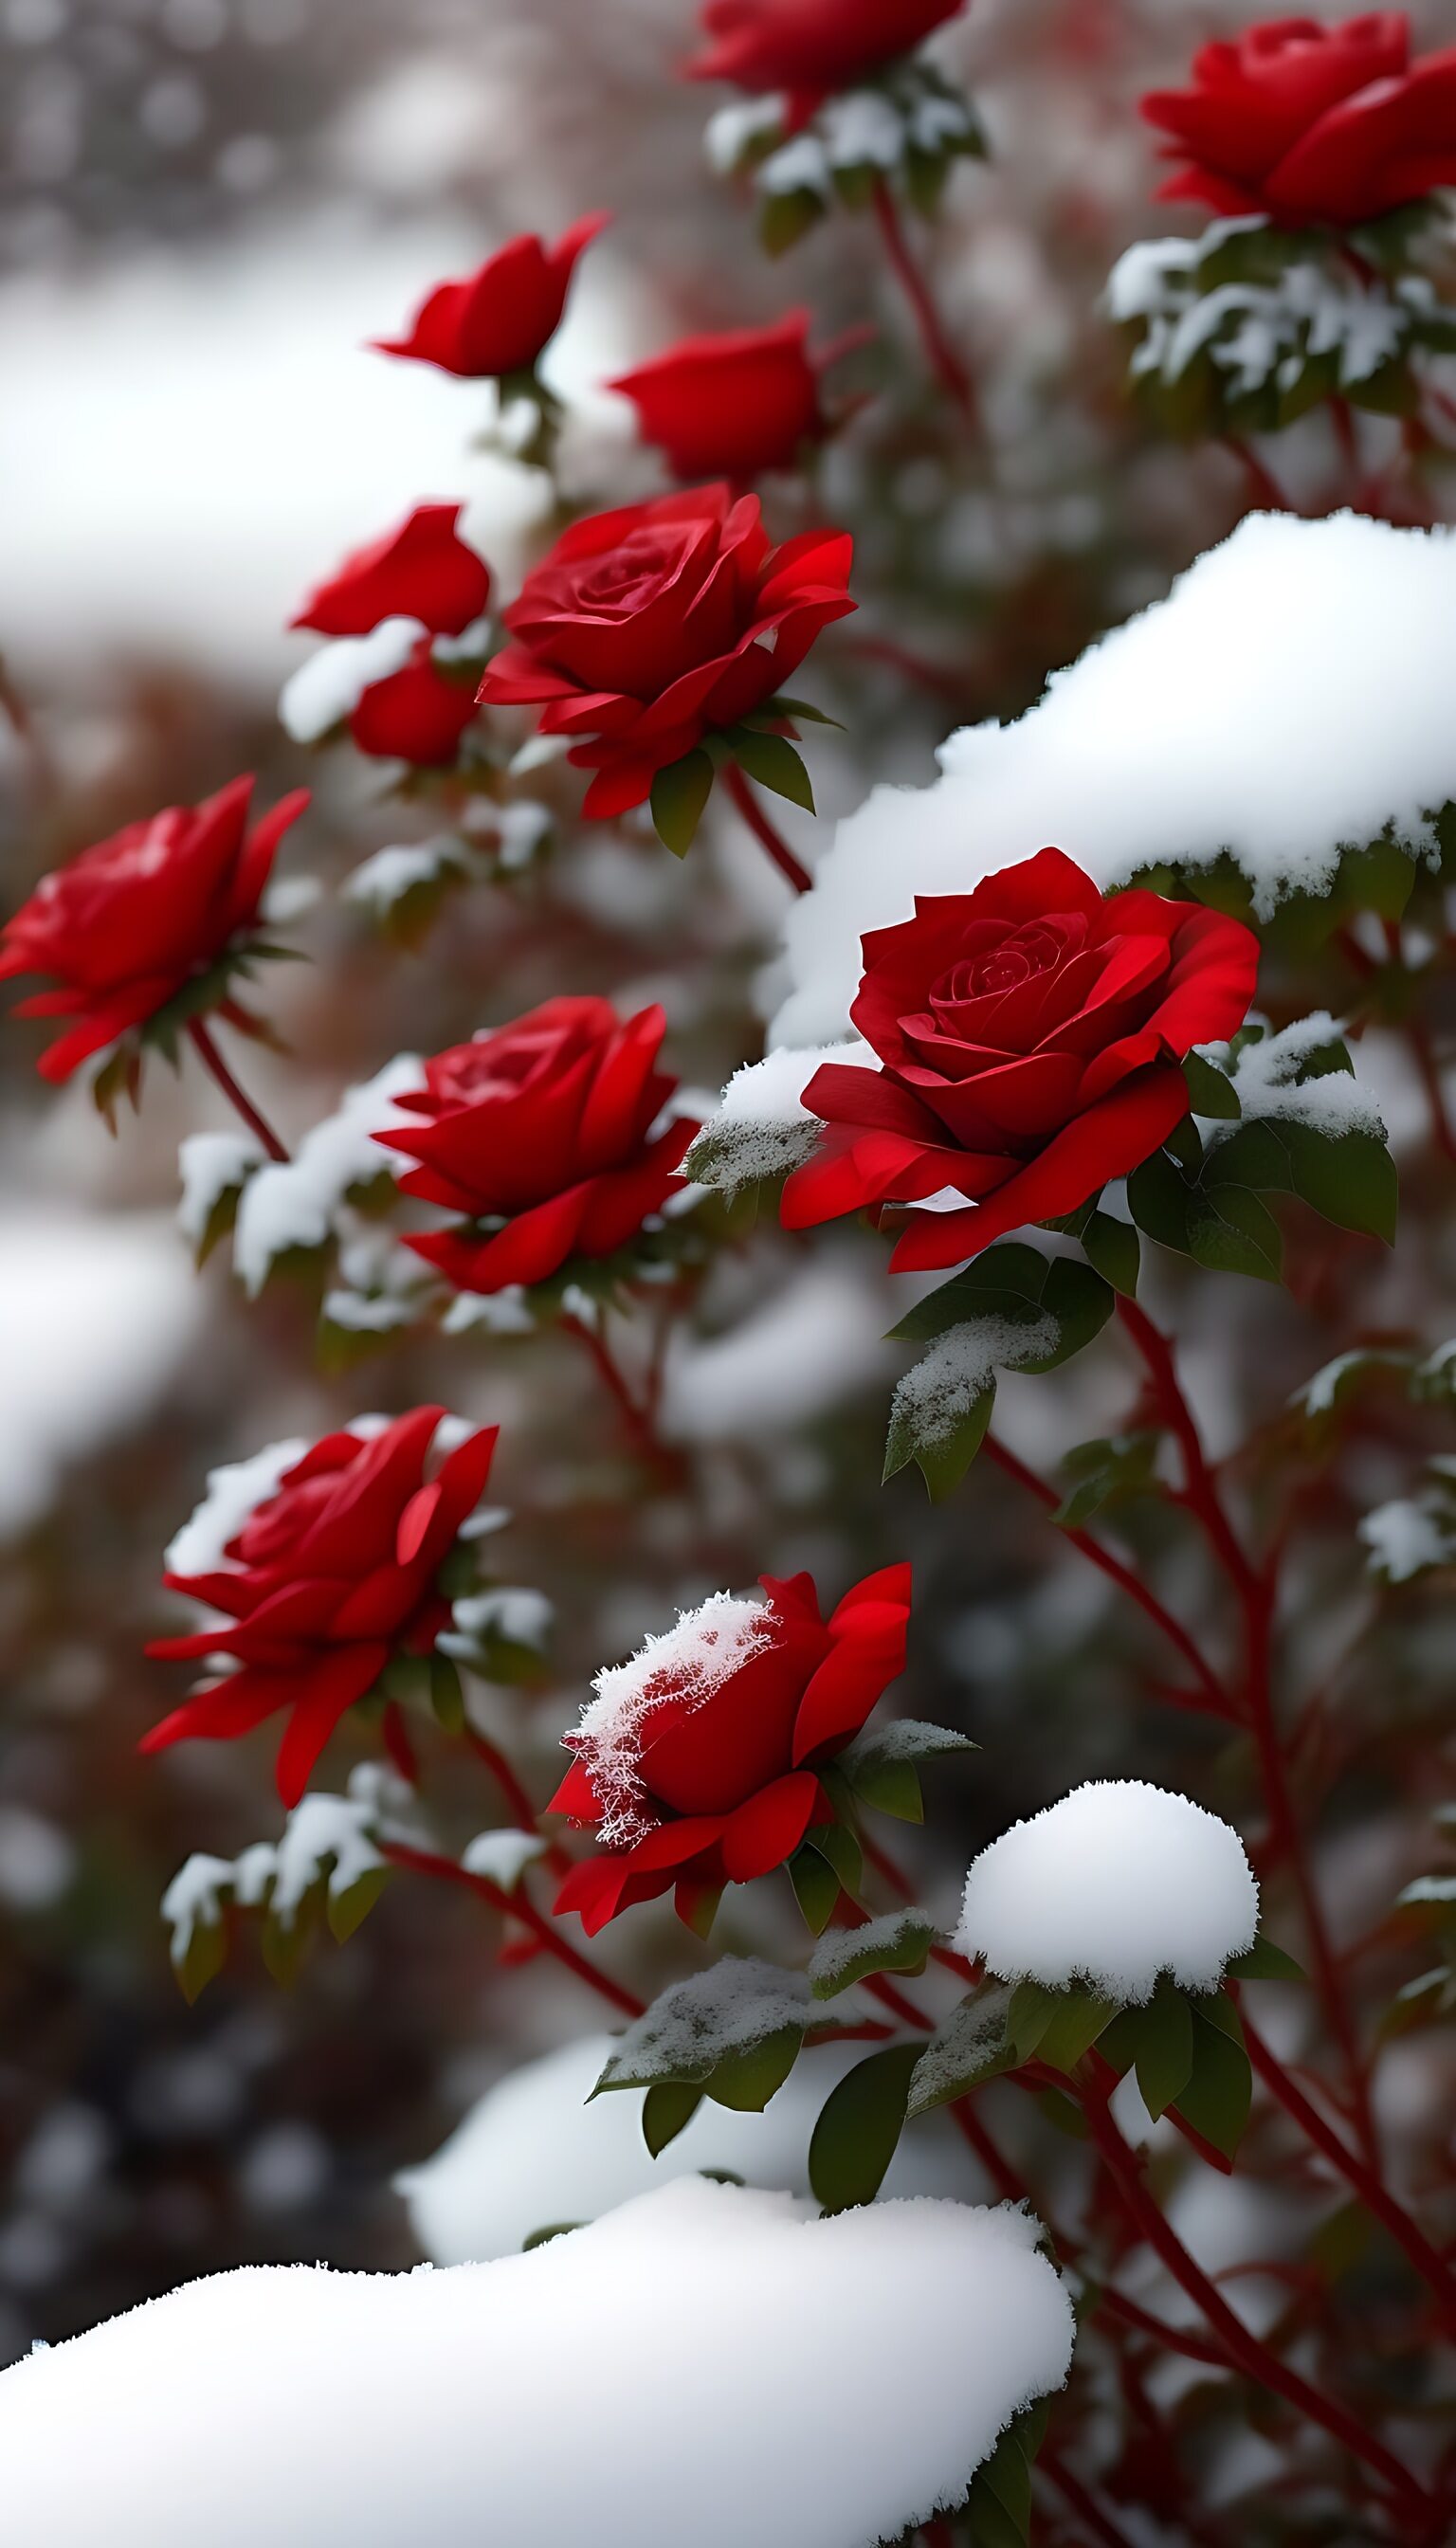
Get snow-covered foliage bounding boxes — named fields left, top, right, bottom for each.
left=771, top=514, right=1456, bottom=1046
left=161, top=1764, right=414, bottom=1979
left=458, top=1829, right=548, bottom=1891
left=176, top=1132, right=264, bottom=1251
left=594, top=1957, right=814, bottom=2091
left=956, top=1781, right=1259, bottom=2003
left=232, top=1056, right=422, bottom=1295
left=0, top=2178, right=1073, bottom=2548
left=1208, top=1013, right=1386, bottom=1141
left=888, top=1315, right=1059, bottom=1452
left=685, top=1043, right=874, bottom=1191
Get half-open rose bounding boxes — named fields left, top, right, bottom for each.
left=684, top=0, right=965, bottom=131
left=782, top=847, right=1260, bottom=1272
left=551, top=1566, right=912, bottom=1935
left=1141, top=13, right=1456, bottom=228
left=610, top=312, right=838, bottom=482
left=371, top=215, right=610, bottom=380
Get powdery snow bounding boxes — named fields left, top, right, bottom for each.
left=692, top=1043, right=877, bottom=1187
left=565, top=1592, right=777, bottom=1847
left=397, top=2031, right=969, bottom=2262
left=163, top=1436, right=310, bottom=1576
left=232, top=1056, right=423, bottom=1295
left=0, top=2177, right=1072, bottom=2548
left=176, top=1131, right=264, bottom=1248
left=458, top=1829, right=548, bottom=1891
left=771, top=513, right=1456, bottom=1046
left=1210, top=1013, right=1385, bottom=1139
left=279, top=616, right=429, bottom=742
left=890, top=1316, right=1059, bottom=1447
left=956, top=1780, right=1259, bottom=2003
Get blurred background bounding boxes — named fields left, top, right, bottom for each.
left=2, top=0, right=1452, bottom=2448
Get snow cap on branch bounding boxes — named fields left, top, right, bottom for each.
left=956, top=1779, right=1259, bottom=2003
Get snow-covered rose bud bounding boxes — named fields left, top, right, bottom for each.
left=143, top=1409, right=498, bottom=1806
left=1141, top=13, right=1456, bottom=228
left=0, top=775, right=308, bottom=1083
left=683, top=0, right=966, bottom=133
left=478, top=486, right=854, bottom=820
left=375, top=997, right=699, bottom=1294
left=291, top=503, right=491, bottom=641
left=610, top=311, right=835, bottom=482
left=550, top=1566, right=911, bottom=1935
left=782, top=846, right=1260, bottom=1272
left=371, top=215, right=610, bottom=381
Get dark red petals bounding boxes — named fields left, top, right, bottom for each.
left=372, top=215, right=609, bottom=381
left=682, top=0, right=965, bottom=106
left=292, top=503, right=491, bottom=639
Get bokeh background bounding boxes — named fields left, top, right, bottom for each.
left=2, top=0, right=1452, bottom=2409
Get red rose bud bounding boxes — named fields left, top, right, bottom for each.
left=0, top=775, right=308, bottom=1083
left=782, top=846, right=1260, bottom=1273
left=684, top=0, right=965, bottom=128
left=291, top=503, right=491, bottom=640
left=371, top=214, right=610, bottom=381
left=377, top=996, right=698, bottom=1294
left=551, top=1565, right=912, bottom=1935
left=477, top=485, right=854, bottom=819
left=348, top=636, right=482, bottom=768
left=610, top=311, right=840, bottom=482
left=143, top=1408, right=499, bottom=1807
left=1141, top=12, right=1456, bottom=228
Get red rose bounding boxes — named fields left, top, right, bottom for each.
left=684, top=0, right=965, bottom=129
left=610, top=311, right=831, bottom=482
left=477, top=486, right=854, bottom=819
left=551, top=1565, right=912, bottom=1935
left=376, top=997, right=698, bottom=1293
left=0, top=775, right=308, bottom=1083
left=291, top=503, right=491, bottom=640
left=348, top=639, right=482, bottom=768
left=371, top=214, right=610, bottom=380
left=143, top=1408, right=498, bottom=1806
left=1140, top=13, right=1456, bottom=227
left=781, top=847, right=1260, bottom=1273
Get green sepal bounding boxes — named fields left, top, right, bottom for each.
left=727, top=726, right=815, bottom=812
left=649, top=749, right=715, bottom=857
left=326, top=1866, right=390, bottom=1944
left=789, top=1844, right=842, bottom=1936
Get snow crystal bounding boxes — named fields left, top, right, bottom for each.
left=567, top=1592, right=777, bottom=1846
left=1358, top=1497, right=1453, bottom=1582
left=398, top=2032, right=969, bottom=2264
left=956, top=1780, right=1259, bottom=2004
left=163, top=1436, right=308, bottom=1576
left=891, top=1316, right=1059, bottom=1447
left=772, top=514, right=1456, bottom=1046
left=279, top=616, right=426, bottom=743
left=176, top=1131, right=264, bottom=1247
left=459, top=1829, right=547, bottom=1891
left=0, top=2177, right=1074, bottom=2548
left=232, top=1054, right=422, bottom=1295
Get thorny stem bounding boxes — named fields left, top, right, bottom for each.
left=187, top=1017, right=290, bottom=1164
left=871, top=181, right=979, bottom=428
left=723, top=761, right=812, bottom=896
left=377, top=1839, right=645, bottom=2019
left=982, top=1431, right=1236, bottom=1719
left=561, top=1311, right=686, bottom=1490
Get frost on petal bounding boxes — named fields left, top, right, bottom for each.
left=956, top=1779, right=1259, bottom=2004
left=0, top=2179, right=1075, bottom=2548
left=565, top=1590, right=776, bottom=1846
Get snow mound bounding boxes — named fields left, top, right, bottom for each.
left=0, top=2177, right=1073, bottom=2548
left=773, top=513, right=1456, bottom=1046
left=956, top=1780, right=1259, bottom=2003
left=398, top=2032, right=969, bottom=2262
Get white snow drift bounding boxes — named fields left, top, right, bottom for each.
left=0, top=2178, right=1074, bottom=2548
left=956, top=1780, right=1259, bottom=2002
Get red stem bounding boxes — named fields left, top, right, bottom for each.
left=377, top=1839, right=645, bottom=2018
left=1042, top=2454, right=1138, bottom=2548
left=871, top=180, right=978, bottom=428
left=1243, top=2010, right=1456, bottom=2337
left=723, top=761, right=811, bottom=895
left=561, top=1312, right=685, bottom=1489
left=983, top=1432, right=1236, bottom=1719
left=187, top=1017, right=289, bottom=1163
left=463, top=1724, right=571, bottom=1878
left=1221, top=435, right=1298, bottom=514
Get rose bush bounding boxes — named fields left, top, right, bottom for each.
left=610, top=312, right=830, bottom=482
left=550, top=1565, right=912, bottom=1934
left=372, top=215, right=610, bottom=380
left=781, top=847, right=1260, bottom=1272
left=143, top=1408, right=498, bottom=1806
left=376, top=996, right=698, bottom=1293
left=0, top=775, right=308, bottom=1082
left=291, top=503, right=491, bottom=641
left=477, top=485, right=854, bottom=818
left=683, top=0, right=966, bottom=130
left=1141, top=12, right=1456, bottom=228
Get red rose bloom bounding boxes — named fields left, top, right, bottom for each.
left=291, top=503, right=491, bottom=640
left=0, top=775, right=308, bottom=1083
left=143, top=1408, right=498, bottom=1807
left=684, top=0, right=965, bottom=129
left=551, top=1565, right=912, bottom=1935
left=1141, top=13, right=1456, bottom=227
left=371, top=214, right=610, bottom=380
left=478, top=486, right=854, bottom=818
left=376, top=996, right=698, bottom=1293
left=348, top=639, right=482, bottom=768
left=782, top=847, right=1260, bottom=1273
left=610, top=311, right=830, bottom=482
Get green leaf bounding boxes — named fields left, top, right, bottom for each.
left=809, top=2044, right=921, bottom=2211
left=1004, top=1978, right=1065, bottom=2064
left=649, top=750, right=715, bottom=858
left=1033, top=1989, right=1120, bottom=2075
left=729, top=727, right=814, bottom=812
left=1081, top=1209, right=1141, bottom=1296
left=1132, top=1983, right=1194, bottom=2120
left=1188, top=1180, right=1283, bottom=1283
left=908, top=1985, right=1015, bottom=2115
left=642, top=2082, right=703, bottom=2157
left=1281, top=1123, right=1397, bottom=1245
left=807, top=1818, right=863, bottom=1898
left=1183, top=1051, right=1242, bottom=1119
left=1173, top=2005, right=1252, bottom=2159
left=326, top=1866, right=390, bottom=1943
left=1226, top=1937, right=1306, bottom=1982
left=521, top=2220, right=582, bottom=2250
left=809, top=1908, right=937, bottom=1999
left=429, top=1652, right=465, bottom=1734
left=757, top=187, right=823, bottom=257
left=174, top=1919, right=227, bottom=2005
left=707, top=2026, right=804, bottom=2113
left=1052, top=1430, right=1160, bottom=1531
left=883, top=1367, right=994, bottom=1501
left=762, top=693, right=842, bottom=728
left=789, top=1845, right=842, bottom=1935
left=840, top=1719, right=974, bottom=1821
left=1127, top=1149, right=1196, bottom=1256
